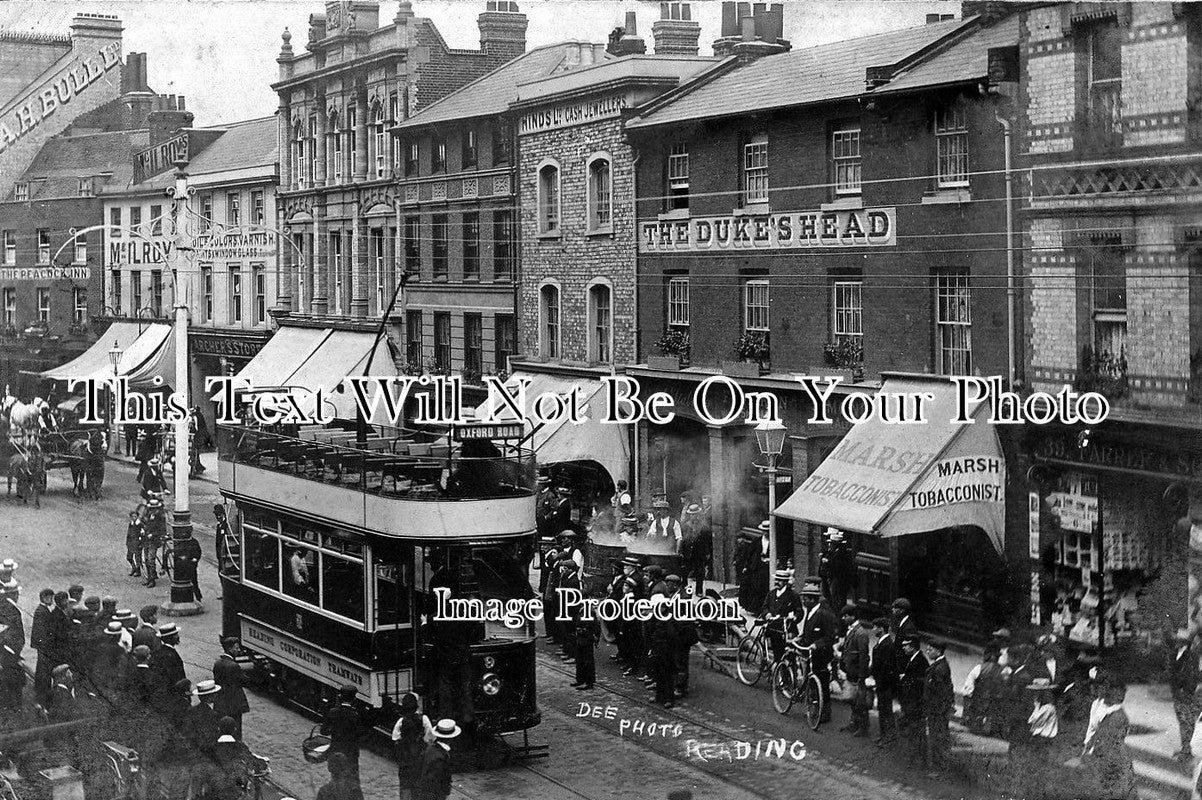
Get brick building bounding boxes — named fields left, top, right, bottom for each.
left=504, top=7, right=719, bottom=493
left=271, top=0, right=530, bottom=406
left=393, top=41, right=601, bottom=392
left=0, top=28, right=183, bottom=393
left=624, top=7, right=1025, bottom=639
left=1016, top=2, right=1202, bottom=660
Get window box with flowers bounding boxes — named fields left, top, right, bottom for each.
left=1073, top=345, right=1128, bottom=400
left=730, top=331, right=770, bottom=374
left=651, top=329, right=690, bottom=370
left=823, top=338, right=865, bottom=382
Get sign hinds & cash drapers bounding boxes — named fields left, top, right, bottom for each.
left=639, top=208, right=897, bottom=252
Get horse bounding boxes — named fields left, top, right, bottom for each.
left=69, top=429, right=108, bottom=500
left=2, top=395, right=47, bottom=449
left=7, top=448, right=45, bottom=508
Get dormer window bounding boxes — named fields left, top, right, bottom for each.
left=14, top=183, right=28, bottom=201
left=78, top=178, right=95, bottom=198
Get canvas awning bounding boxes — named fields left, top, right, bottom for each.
left=773, top=376, right=1006, bottom=554
left=225, top=326, right=398, bottom=423
left=473, top=372, right=630, bottom=486
left=39, top=321, right=144, bottom=382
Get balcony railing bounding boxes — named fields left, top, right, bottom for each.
left=217, top=423, right=536, bottom=502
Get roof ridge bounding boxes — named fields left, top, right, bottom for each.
left=403, top=41, right=590, bottom=123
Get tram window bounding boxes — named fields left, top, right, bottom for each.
left=321, top=555, right=364, bottom=623
left=373, top=548, right=412, bottom=627
left=244, top=527, right=280, bottom=591
left=322, top=531, right=364, bottom=558
left=285, top=545, right=319, bottom=605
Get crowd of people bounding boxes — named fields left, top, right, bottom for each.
left=0, top=559, right=258, bottom=799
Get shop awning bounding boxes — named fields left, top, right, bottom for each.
left=39, top=321, right=144, bottom=382
left=120, top=323, right=176, bottom=390
left=234, top=326, right=332, bottom=389
left=773, top=376, right=1006, bottom=554
left=473, top=371, right=630, bottom=486
left=224, top=326, right=398, bottom=423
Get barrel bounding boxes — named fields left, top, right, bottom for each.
left=583, top=540, right=626, bottom=596
left=625, top=542, right=683, bottom=579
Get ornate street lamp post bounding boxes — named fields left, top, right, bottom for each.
left=107, top=340, right=121, bottom=442
left=754, top=418, right=787, bottom=593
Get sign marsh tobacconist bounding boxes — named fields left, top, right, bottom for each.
left=639, top=208, right=896, bottom=252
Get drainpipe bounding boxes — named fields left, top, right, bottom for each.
left=995, top=110, right=1016, bottom=390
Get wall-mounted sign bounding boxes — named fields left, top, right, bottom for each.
left=639, top=208, right=897, bottom=252
left=193, top=230, right=275, bottom=261
left=191, top=333, right=267, bottom=359
left=0, top=266, right=89, bottom=281
left=519, top=93, right=627, bottom=135
left=0, top=41, right=122, bottom=155
left=107, top=238, right=173, bottom=267
left=134, top=133, right=189, bottom=184
left=1035, top=434, right=1202, bottom=482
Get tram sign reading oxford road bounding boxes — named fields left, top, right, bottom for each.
left=455, top=422, right=525, bottom=441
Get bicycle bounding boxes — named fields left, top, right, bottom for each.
left=735, top=614, right=785, bottom=686
left=771, top=638, right=825, bottom=730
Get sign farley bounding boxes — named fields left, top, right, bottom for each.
left=639, top=207, right=897, bottom=252
left=0, top=41, right=122, bottom=155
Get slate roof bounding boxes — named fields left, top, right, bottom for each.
left=395, top=43, right=606, bottom=129
left=124, top=116, right=278, bottom=193
left=513, top=54, right=722, bottom=106
left=627, top=17, right=971, bottom=129
left=17, top=129, right=149, bottom=200
left=875, top=15, right=1020, bottom=94
left=186, top=116, right=278, bottom=176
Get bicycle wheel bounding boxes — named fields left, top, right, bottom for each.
left=803, top=673, right=824, bottom=731
left=771, top=660, right=796, bottom=714
left=735, top=634, right=767, bottom=686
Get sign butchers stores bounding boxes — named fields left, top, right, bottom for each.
left=0, top=41, right=122, bottom=154
left=639, top=208, right=897, bottom=252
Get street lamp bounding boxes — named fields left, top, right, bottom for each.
left=754, top=418, right=787, bottom=592
left=107, top=340, right=121, bottom=442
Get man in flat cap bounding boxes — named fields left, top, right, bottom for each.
left=898, top=634, right=930, bottom=770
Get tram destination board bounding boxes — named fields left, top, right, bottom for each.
left=455, top=422, right=525, bottom=441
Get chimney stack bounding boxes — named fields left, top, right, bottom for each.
left=479, top=1, right=528, bottom=63
left=120, top=52, right=156, bottom=131
left=148, top=92, right=194, bottom=145
left=714, top=1, right=789, bottom=61
left=653, top=2, right=700, bottom=55
left=609, top=10, right=647, bottom=56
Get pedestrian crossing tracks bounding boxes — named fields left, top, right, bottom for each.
left=531, top=648, right=929, bottom=800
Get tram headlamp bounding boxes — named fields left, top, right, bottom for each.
left=481, top=672, right=502, bottom=696
left=483, top=656, right=496, bottom=669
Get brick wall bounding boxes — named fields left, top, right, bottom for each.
left=1123, top=16, right=1190, bottom=148
left=1126, top=252, right=1191, bottom=405
left=518, top=116, right=637, bottom=367
left=1026, top=252, right=1078, bottom=393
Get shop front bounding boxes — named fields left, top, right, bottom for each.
left=773, top=374, right=1010, bottom=643
left=189, top=328, right=270, bottom=448
left=1026, top=424, right=1202, bottom=676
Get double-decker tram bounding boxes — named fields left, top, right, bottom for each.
left=214, top=416, right=542, bottom=745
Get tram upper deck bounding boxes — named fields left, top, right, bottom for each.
left=217, top=421, right=537, bottom=541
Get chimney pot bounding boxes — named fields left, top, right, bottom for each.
left=721, top=1, right=737, bottom=37
left=178, top=96, right=185, bottom=111
left=625, top=10, right=638, bottom=35
left=741, top=15, right=756, bottom=41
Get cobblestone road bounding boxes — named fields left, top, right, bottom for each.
left=0, top=461, right=995, bottom=800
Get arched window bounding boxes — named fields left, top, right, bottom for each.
left=588, top=280, right=612, bottom=363
left=540, top=282, right=560, bottom=359
left=587, top=155, right=612, bottom=232
left=373, top=102, right=387, bottom=179
left=329, top=111, right=343, bottom=183
left=293, top=122, right=306, bottom=189
left=537, top=161, right=560, bottom=234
